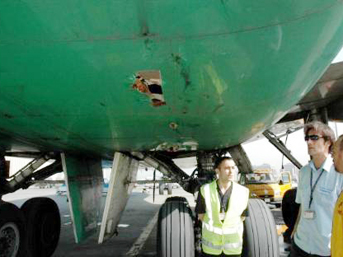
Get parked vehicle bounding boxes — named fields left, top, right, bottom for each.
left=239, top=169, right=292, bottom=207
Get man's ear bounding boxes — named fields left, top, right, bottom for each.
left=339, top=150, right=343, bottom=159
left=215, top=168, right=219, bottom=173
left=326, top=141, right=332, bottom=150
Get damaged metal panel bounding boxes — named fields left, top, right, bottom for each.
left=61, top=153, right=103, bottom=243
left=98, top=152, right=138, bottom=243
left=132, top=70, right=166, bottom=107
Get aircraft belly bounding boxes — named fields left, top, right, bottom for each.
left=1, top=1, right=343, bottom=154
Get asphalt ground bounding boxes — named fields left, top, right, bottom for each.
left=3, top=187, right=290, bottom=257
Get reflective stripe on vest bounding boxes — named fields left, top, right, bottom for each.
left=202, top=238, right=243, bottom=251
left=203, top=183, right=213, bottom=223
left=202, top=221, right=239, bottom=235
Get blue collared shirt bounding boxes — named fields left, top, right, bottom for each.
left=295, top=156, right=343, bottom=256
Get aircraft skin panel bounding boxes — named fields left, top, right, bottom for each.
left=1, top=1, right=343, bottom=155
left=99, top=152, right=138, bottom=244
left=279, top=62, right=343, bottom=123
left=61, top=153, right=103, bottom=243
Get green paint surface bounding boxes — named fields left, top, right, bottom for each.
left=62, top=153, right=103, bottom=242
left=1, top=1, right=343, bottom=156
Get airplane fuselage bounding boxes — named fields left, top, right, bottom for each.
left=1, top=1, right=343, bottom=157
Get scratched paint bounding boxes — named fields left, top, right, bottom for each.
left=0, top=1, right=343, bottom=155
left=172, top=53, right=191, bottom=89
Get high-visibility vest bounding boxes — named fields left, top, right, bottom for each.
left=200, top=180, right=249, bottom=255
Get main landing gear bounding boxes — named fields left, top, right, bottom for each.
left=0, top=153, right=62, bottom=257
left=154, top=147, right=280, bottom=257
left=0, top=202, right=27, bottom=257
left=157, top=197, right=194, bottom=257
left=21, top=197, right=61, bottom=257
left=156, top=197, right=279, bottom=257
left=0, top=197, right=61, bottom=257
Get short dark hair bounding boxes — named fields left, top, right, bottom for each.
left=214, top=156, right=233, bottom=169
left=304, top=121, right=335, bottom=152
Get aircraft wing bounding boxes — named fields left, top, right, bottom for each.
left=280, top=61, right=343, bottom=123
left=248, top=61, right=343, bottom=143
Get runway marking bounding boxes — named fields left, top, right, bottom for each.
left=126, top=211, right=159, bottom=257
left=118, top=224, right=130, bottom=228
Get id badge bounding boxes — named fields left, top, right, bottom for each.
left=219, top=212, right=225, bottom=220
left=303, top=210, right=315, bottom=219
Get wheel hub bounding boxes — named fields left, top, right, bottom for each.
left=0, top=223, right=20, bottom=257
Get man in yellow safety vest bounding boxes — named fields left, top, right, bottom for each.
left=331, top=134, right=343, bottom=257
left=195, top=157, right=249, bottom=257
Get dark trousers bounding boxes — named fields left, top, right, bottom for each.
left=290, top=240, right=330, bottom=257
left=202, top=252, right=241, bottom=257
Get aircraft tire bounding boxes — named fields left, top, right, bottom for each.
left=165, top=196, right=188, bottom=203
left=157, top=199, right=195, bottom=257
left=159, top=183, right=165, bottom=195
left=282, top=189, right=300, bottom=229
left=0, top=202, right=27, bottom=257
left=167, top=183, right=173, bottom=195
left=242, top=199, right=279, bottom=257
left=21, top=197, right=61, bottom=257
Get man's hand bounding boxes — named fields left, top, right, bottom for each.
left=291, top=206, right=302, bottom=238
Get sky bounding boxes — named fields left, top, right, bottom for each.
left=333, top=46, right=343, bottom=63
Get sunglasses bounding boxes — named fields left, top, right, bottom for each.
left=304, top=135, right=326, bottom=141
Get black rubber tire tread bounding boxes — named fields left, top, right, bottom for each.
left=157, top=199, right=195, bottom=257
left=159, top=183, right=165, bottom=195
left=242, top=199, right=279, bottom=257
left=165, top=196, right=188, bottom=203
left=0, top=202, right=27, bottom=257
left=167, top=184, right=173, bottom=195
left=275, top=203, right=281, bottom=208
left=21, top=197, right=61, bottom=257
left=282, top=189, right=300, bottom=229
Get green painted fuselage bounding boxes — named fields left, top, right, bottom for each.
left=1, top=0, right=343, bottom=157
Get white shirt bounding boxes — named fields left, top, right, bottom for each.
left=295, top=156, right=343, bottom=256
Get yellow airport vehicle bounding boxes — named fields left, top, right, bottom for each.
left=239, top=169, right=292, bottom=207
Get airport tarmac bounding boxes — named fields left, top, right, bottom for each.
left=3, top=186, right=290, bottom=257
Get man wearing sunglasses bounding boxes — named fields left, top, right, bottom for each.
left=331, top=134, right=343, bottom=257
left=291, top=121, right=343, bottom=257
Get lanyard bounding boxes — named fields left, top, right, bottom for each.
left=220, top=196, right=226, bottom=213
left=218, top=182, right=232, bottom=213
left=219, top=189, right=228, bottom=213
left=309, top=168, right=325, bottom=209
